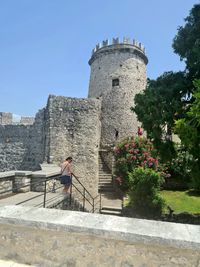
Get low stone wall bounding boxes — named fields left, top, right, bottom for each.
left=0, top=171, right=15, bottom=196
left=0, top=205, right=199, bottom=267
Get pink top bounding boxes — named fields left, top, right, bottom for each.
left=61, top=161, right=71, bottom=176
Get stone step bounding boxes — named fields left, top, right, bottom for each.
left=99, top=171, right=112, bottom=173
left=101, top=205, right=122, bottom=212
left=100, top=209, right=122, bottom=216
left=99, top=179, right=112, bottom=183
left=99, top=176, right=112, bottom=180
left=98, top=186, right=113, bottom=191
left=99, top=174, right=112, bottom=178
left=99, top=181, right=112, bottom=185
left=99, top=184, right=113, bottom=188
left=98, top=187, right=115, bottom=193
left=99, top=176, right=112, bottom=179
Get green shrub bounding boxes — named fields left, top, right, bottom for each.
left=128, top=167, right=165, bottom=218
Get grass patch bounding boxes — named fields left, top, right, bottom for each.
left=161, top=190, right=200, bottom=214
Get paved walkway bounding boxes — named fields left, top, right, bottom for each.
left=101, top=192, right=122, bottom=208
left=0, top=191, right=63, bottom=208
left=0, top=259, right=32, bottom=267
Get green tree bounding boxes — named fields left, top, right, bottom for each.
left=175, top=80, right=200, bottom=191
left=132, top=71, right=188, bottom=161
left=133, top=3, right=200, bottom=163
left=173, top=4, right=200, bottom=80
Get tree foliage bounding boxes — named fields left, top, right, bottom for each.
left=132, top=71, right=188, bottom=161
left=174, top=80, right=200, bottom=190
left=133, top=3, right=200, bottom=167
left=173, top=4, right=200, bottom=80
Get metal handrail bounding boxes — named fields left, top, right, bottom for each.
left=0, top=173, right=102, bottom=213
left=71, top=173, right=94, bottom=200
left=70, top=173, right=101, bottom=212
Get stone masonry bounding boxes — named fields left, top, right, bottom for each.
left=88, top=38, right=147, bottom=147
left=0, top=37, right=148, bottom=198
left=0, top=112, right=12, bottom=125
left=0, top=206, right=199, bottom=267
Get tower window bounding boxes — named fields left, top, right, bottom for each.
left=112, top=78, right=119, bottom=87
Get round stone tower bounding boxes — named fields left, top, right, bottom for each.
left=88, top=37, right=148, bottom=147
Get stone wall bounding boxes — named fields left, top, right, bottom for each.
left=44, top=95, right=101, bottom=197
left=0, top=206, right=199, bottom=267
left=0, top=109, right=45, bottom=172
left=20, top=116, right=35, bottom=125
left=0, top=112, right=12, bottom=125
left=88, top=42, right=147, bottom=147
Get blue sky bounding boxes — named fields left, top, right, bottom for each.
left=0, top=0, right=198, bottom=116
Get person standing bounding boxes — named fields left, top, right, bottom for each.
left=60, top=157, right=73, bottom=194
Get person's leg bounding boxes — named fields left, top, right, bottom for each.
left=64, top=184, right=70, bottom=193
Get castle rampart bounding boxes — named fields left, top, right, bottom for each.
left=0, top=112, right=12, bottom=125
left=89, top=37, right=147, bottom=66
left=0, top=37, right=148, bottom=190
left=20, top=116, right=35, bottom=125
left=44, top=95, right=101, bottom=197
left=0, top=109, right=45, bottom=172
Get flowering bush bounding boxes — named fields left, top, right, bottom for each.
left=114, top=136, right=160, bottom=191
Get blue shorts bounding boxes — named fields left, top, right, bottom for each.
left=60, top=175, right=71, bottom=186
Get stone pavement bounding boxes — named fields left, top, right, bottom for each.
left=0, top=259, right=32, bottom=267
left=101, top=192, right=122, bottom=208
left=0, top=191, right=63, bottom=208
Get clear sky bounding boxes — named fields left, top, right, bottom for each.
left=0, top=0, right=198, bottom=116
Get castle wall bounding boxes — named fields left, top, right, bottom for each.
left=88, top=41, right=147, bottom=146
left=0, top=206, right=199, bottom=267
left=0, top=109, right=45, bottom=172
left=20, top=116, right=35, bottom=125
left=44, top=95, right=101, bottom=197
left=0, top=112, right=12, bottom=125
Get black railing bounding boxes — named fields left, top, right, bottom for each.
left=0, top=173, right=101, bottom=213
left=70, top=173, right=101, bottom=213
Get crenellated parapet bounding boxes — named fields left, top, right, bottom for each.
left=89, top=37, right=148, bottom=65
left=92, top=37, right=145, bottom=53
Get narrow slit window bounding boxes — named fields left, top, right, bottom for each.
left=112, top=78, right=119, bottom=87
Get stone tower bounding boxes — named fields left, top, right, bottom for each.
left=88, top=37, right=148, bottom=147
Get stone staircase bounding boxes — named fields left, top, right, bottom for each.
left=98, top=157, right=114, bottom=193
left=98, top=154, right=122, bottom=216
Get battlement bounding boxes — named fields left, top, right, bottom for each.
left=91, top=37, right=146, bottom=55
left=0, top=112, right=35, bottom=125
left=89, top=37, right=148, bottom=65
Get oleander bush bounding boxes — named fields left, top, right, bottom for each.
left=114, top=136, right=161, bottom=191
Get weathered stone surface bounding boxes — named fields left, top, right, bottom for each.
left=0, top=112, right=12, bottom=125
left=88, top=42, right=147, bottom=147
left=0, top=206, right=199, bottom=267
left=0, top=109, right=45, bottom=172
left=44, top=95, right=101, bottom=198
left=0, top=39, right=148, bottom=200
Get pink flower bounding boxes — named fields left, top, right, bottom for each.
left=124, top=144, right=129, bottom=149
